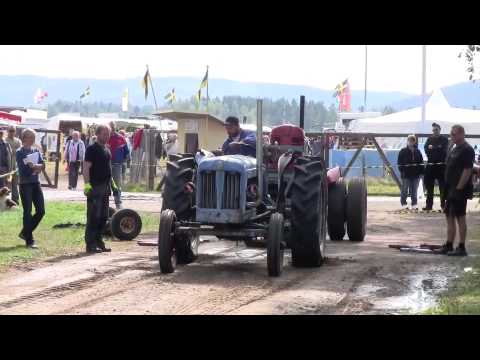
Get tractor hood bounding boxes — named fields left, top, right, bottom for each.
left=198, top=155, right=257, bottom=174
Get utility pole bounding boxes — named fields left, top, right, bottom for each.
left=421, top=45, right=427, bottom=131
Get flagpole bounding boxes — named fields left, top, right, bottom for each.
left=364, top=45, right=368, bottom=111
left=206, top=65, right=209, bottom=114
left=146, top=65, right=159, bottom=110
left=421, top=45, right=427, bottom=133
left=205, top=65, right=209, bottom=152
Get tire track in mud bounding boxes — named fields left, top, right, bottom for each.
left=0, top=243, right=274, bottom=314
left=333, top=265, right=383, bottom=314
left=169, top=270, right=315, bottom=315
left=0, top=262, right=153, bottom=311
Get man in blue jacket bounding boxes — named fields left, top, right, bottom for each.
left=222, top=116, right=256, bottom=157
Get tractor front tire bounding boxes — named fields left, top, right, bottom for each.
left=327, top=179, right=346, bottom=241
left=267, top=213, right=285, bottom=277
left=346, top=177, right=367, bottom=242
left=290, top=158, right=327, bottom=267
left=158, top=209, right=177, bottom=274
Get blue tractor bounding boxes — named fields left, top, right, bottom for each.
left=158, top=100, right=367, bottom=277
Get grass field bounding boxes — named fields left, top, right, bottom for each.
left=0, top=202, right=160, bottom=270
left=365, top=176, right=443, bottom=197
left=424, top=238, right=480, bottom=315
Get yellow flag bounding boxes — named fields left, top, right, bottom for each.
left=141, top=69, right=149, bottom=99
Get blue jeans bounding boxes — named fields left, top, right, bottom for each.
left=19, top=182, right=45, bottom=244
left=400, top=177, right=420, bottom=206
left=111, top=163, right=122, bottom=207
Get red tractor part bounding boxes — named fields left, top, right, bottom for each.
left=326, top=166, right=341, bottom=184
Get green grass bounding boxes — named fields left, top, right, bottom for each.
left=123, top=182, right=161, bottom=193
left=0, top=201, right=159, bottom=270
left=424, top=230, right=480, bottom=315
left=366, top=177, right=401, bottom=196
left=365, top=176, right=442, bottom=197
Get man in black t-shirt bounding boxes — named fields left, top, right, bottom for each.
left=423, top=123, right=449, bottom=211
left=436, top=124, right=474, bottom=257
left=83, top=125, right=113, bottom=254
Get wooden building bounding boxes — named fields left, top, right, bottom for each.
left=154, top=110, right=226, bottom=153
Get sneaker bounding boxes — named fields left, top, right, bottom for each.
left=434, top=242, right=454, bottom=255
left=422, top=207, right=432, bottom=211
left=27, top=243, right=38, bottom=249
left=411, top=206, right=418, bottom=211
left=86, top=248, right=102, bottom=254
left=447, top=247, right=468, bottom=257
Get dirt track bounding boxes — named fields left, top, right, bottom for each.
left=0, top=195, right=478, bottom=315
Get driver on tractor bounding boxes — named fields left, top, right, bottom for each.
left=222, top=116, right=272, bottom=206
left=222, top=116, right=257, bottom=157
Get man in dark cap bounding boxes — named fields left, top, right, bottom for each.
left=423, top=122, right=449, bottom=211
left=222, top=116, right=257, bottom=157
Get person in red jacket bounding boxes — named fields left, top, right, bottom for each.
left=108, top=122, right=129, bottom=209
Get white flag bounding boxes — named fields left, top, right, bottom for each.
left=122, top=88, right=129, bottom=112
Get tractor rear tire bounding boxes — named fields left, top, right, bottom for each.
left=346, top=177, right=367, bottom=242
left=290, top=158, right=327, bottom=267
left=267, top=213, right=284, bottom=277
left=327, top=179, right=346, bottom=241
left=161, top=156, right=195, bottom=221
left=110, top=209, right=142, bottom=241
left=158, top=209, right=177, bottom=274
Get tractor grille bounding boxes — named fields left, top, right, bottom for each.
left=222, top=172, right=240, bottom=209
left=200, top=171, right=217, bottom=208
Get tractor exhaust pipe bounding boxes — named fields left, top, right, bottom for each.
left=256, top=99, right=263, bottom=204
left=299, top=95, right=305, bottom=130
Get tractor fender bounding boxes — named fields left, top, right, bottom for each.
left=327, top=166, right=341, bottom=184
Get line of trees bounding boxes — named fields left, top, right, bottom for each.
left=46, top=97, right=397, bottom=130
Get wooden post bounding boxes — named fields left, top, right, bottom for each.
left=41, top=169, right=53, bottom=187
left=54, top=130, right=60, bottom=188
left=323, top=134, right=330, bottom=170
left=148, top=131, right=156, bottom=191
left=144, top=129, right=149, bottom=191
left=343, top=137, right=367, bottom=177
left=371, top=136, right=402, bottom=189
left=299, top=95, right=305, bottom=130
left=361, top=153, right=366, bottom=177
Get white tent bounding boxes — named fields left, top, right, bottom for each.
left=114, top=118, right=177, bottom=132
left=241, top=124, right=272, bottom=133
left=10, top=109, right=49, bottom=129
left=350, top=89, right=480, bottom=148
left=46, top=113, right=113, bottom=131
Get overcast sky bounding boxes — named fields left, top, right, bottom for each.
left=0, top=45, right=470, bottom=94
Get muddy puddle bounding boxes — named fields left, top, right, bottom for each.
left=354, top=265, right=456, bottom=314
